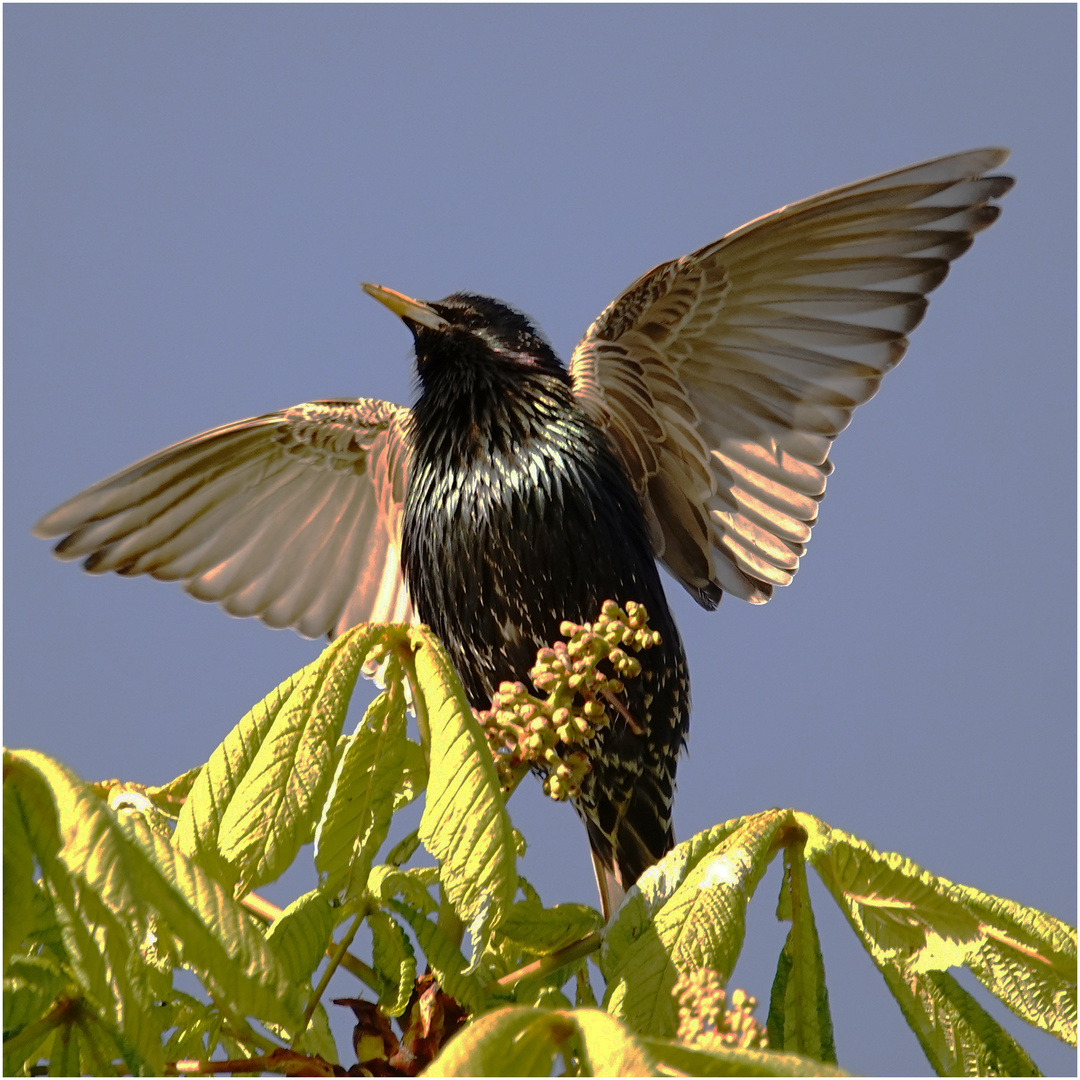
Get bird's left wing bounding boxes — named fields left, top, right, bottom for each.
left=34, top=399, right=414, bottom=639
left=570, top=148, right=1014, bottom=607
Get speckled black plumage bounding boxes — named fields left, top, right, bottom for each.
left=400, top=294, right=688, bottom=887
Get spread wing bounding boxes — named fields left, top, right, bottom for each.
left=570, top=147, right=1013, bottom=607
left=34, top=399, right=414, bottom=639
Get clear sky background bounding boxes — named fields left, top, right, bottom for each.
left=5, top=5, right=1075, bottom=1074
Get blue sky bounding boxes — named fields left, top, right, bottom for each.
left=5, top=5, right=1075, bottom=1074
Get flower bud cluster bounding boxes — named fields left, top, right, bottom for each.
left=673, top=968, right=768, bottom=1050
left=478, top=600, right=659, bottom=801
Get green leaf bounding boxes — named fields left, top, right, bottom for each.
left=425, top=1006, right=660, bottom=1077
left=75, top=883, right=167, bottom=1073
left=767, top=842, right=836, bottom=1063
left=369, top=907, right=417, bottom=1016
left=603, top=809, right=788, bottom=1036
left=571, top=1008, right=659, bottom=1075
left=8, top=749, right=303, bottom=1029
left=943, top=881, right=1077, bottom=1046
left=264, top=889, right=336, bottom=985
left=368, top=863, right=440, bottom=916
left=6, top=753, right=114, bottom=1011
left=640, top=1035, right=848, bottom=1076
left=4, top=776, right=37, bottom=970
left=72, top=981, right=149, bottom=1077
left=423, top=1005, right=562, bottom=1076
left=384, top=829, right=424, bottom=869
left=293, top=1001, right=339, bottom=1063
left=25, top=882, right=66, bottom=966
left=47, top=1012, right=84, bottom=1077
left=3, top=956, right=71, bottom=1037
left=143, top=765, right=203, bottom=815
left=106, top=786, right=177, bottom=838
left=576, top=966, right=598, bottom=1008
left=395, top=739, right=430, bottom=811
left=409, top=628, right=517, bottom=932
left=172, top=663, right=309, bottom=890
left=802, top=815, right=983, bottom=972
left=215, top=625, right=386, bottom=894
left=600, top=812, right=767, bottom=978
left=879, top=967, right=1041, bottom=1075
left=160, top=990, right=224, bottom=1062
left=385, top=897, right=484, bottom=1015
left=497, top=900, right=605, bottom=957
left=518, top=984, right=574, bottom=1010
left=314, top=672, right=407, bottom=897
left=800, top=812, right=1077, bottom=1052
left=483, top=897, right=603, bottom=990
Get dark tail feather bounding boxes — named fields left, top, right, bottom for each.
left=584, top=773, right=676, bottom=919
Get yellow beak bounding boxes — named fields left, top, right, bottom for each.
left=362, top=283, right=448, bottom=331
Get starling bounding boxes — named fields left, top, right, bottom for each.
left=35, top=149, right=1013, bottom=916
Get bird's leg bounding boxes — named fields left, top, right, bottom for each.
left=599, top=687, right=644, bottom=736
left=590, top=849, right=627, bottom=921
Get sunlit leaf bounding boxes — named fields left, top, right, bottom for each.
left=604, top=809, right=788, bottom=1036
left=160, top=990, right=224, bottom=1063
left=395, top=739, right=430, bottom=811
left=800, top=812, right=1077, bottom=1050
left=497, top=899, right=604, bottom=957
left=76, top=882, right=166, bottom=1072
left=294, top=1001, right=339, bottom=1064
left=386, top=897, right=484, bottom=1015
left=802, top=816, right=982, bottom=972
left=315, top=668, right=407, bottom=897
left=215, top=625, right=386, bottom=894
left=370, top=907, right=417, bottom=1017
left=3, top=777, right=37, bottom=970
left=423, top=1005, right=560, bottom=1076
left=265, top=889, right=336, bottom=985
left=572, top=1007, right=658, bottom=1075
left=426, top=1006, right=665, bottom=1077
left=8, top=750, right=303, bottom=1029
left=409, top=628, right=517, bottom=933
left=384, top=829, right=424, bottom=869
left=368, top=864, right=440, bottom=915
left=5, top=754, right=115, bottom=1014
left=3, top=956, right=71, bottom=1043
left=641, top=1034, right=848, bottom=1076
left=767, top=842, right=836, bottom=1063
left=944, top=881, right=1077, bottom=1046
left=881, top=966, right=1041, bottom=1075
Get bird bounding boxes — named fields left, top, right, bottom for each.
left=35, top=148, right=1013, bottom=918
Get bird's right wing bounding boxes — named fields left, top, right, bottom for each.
left=34, top=399, right=414, bottom=640
left=570, top=148, right=1013, bottom=608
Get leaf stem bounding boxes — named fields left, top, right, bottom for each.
left=337, top=948, right=380, bottom=991
left=2, top=1007, right=62, bottom=1060
left=293, top=909, right=366, bottom=1048
left=398, top=641, right=432, bottom=763
left=241, top=892, right=283, bottom=924
left=491, top=931, right=602, bottom=990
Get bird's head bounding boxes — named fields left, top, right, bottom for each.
left=362, top=283, right=568, bottom=392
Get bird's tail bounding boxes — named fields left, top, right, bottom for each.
left=584, top=774, right=676, bottom=920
